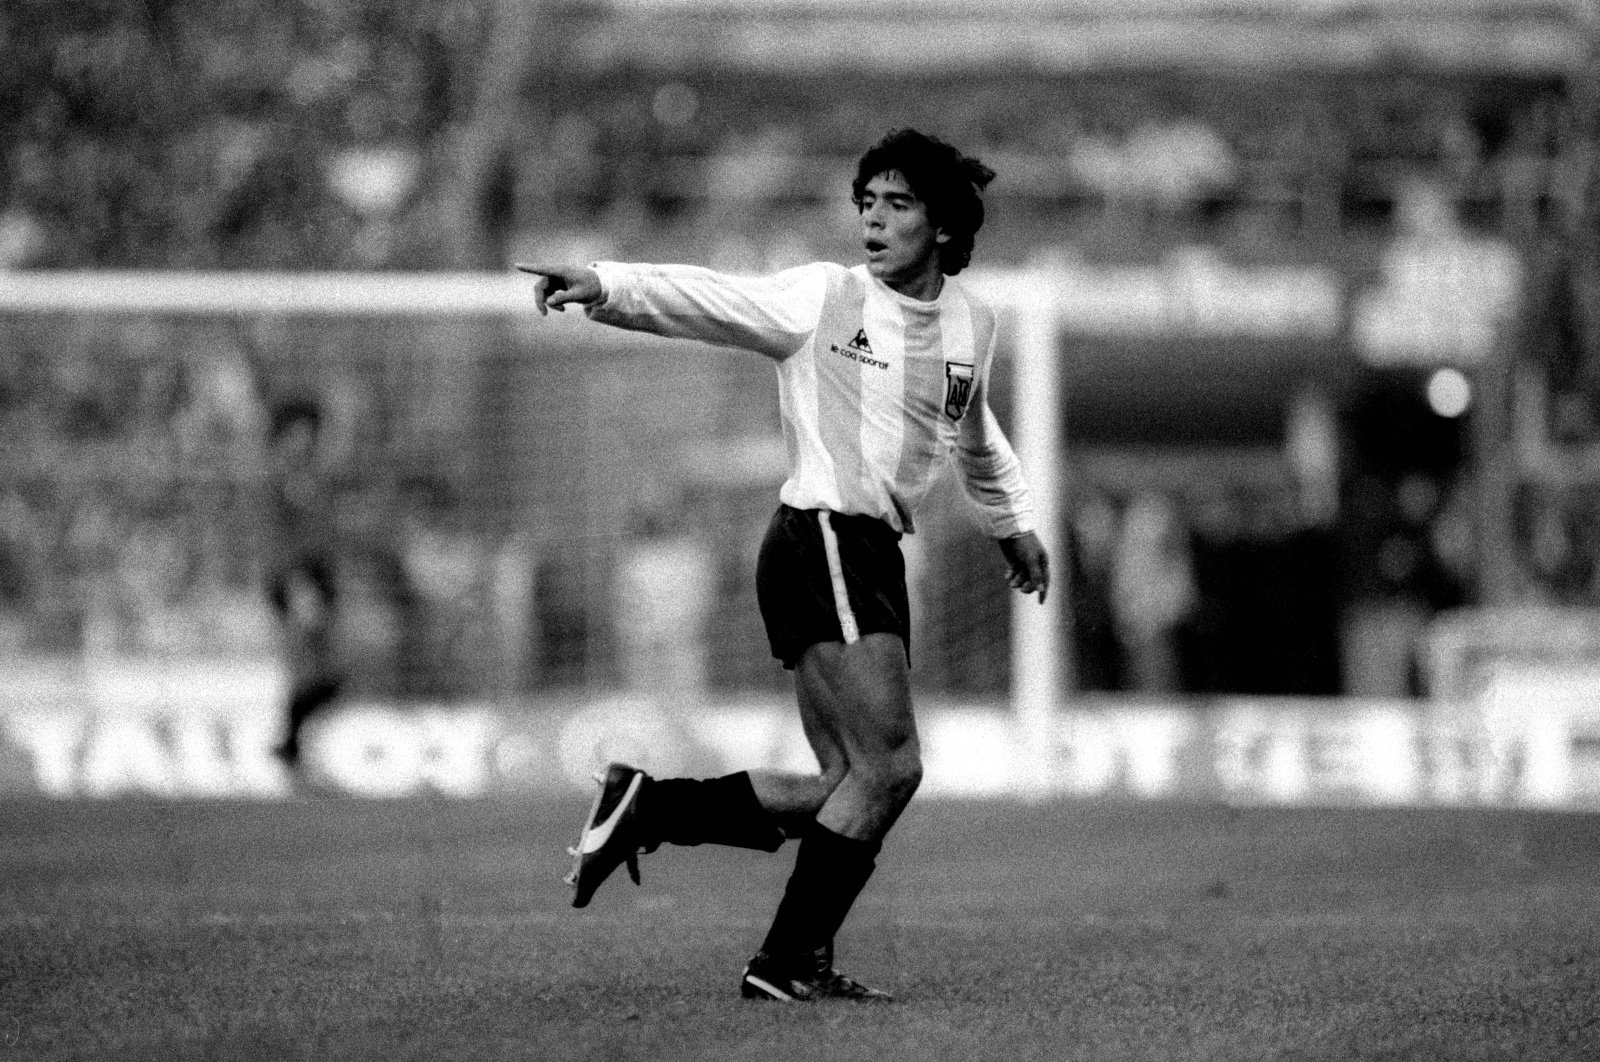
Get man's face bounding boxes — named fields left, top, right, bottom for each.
left=859, top=170, right=948, bottom=293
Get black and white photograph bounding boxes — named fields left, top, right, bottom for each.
left=1, top=0, right=1598, bottom=1058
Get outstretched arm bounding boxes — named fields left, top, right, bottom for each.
left=515, top=259, right=827, bottom=361
left=515, top=263, right=602, bottom=316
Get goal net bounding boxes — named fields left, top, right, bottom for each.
left=0, top=268, right=1065, bottom=742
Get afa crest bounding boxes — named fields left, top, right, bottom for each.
left=943, top=361, right=975, bottom=420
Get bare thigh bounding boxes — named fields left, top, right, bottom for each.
left=746, top=676, right=848, bottom=829
left=796, top=632, right=921, bottom=840
left=746, top=633, right=917, bottom=836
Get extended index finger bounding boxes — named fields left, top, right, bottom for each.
left=514, top=263, right=555, bottom=315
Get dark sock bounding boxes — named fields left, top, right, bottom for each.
left=760, top=821, right=881, bottom=960
left=287, top=680, right=340, bottom=731
left=640, top=772, right=786, bottom=852
left=279, top=680, right=341, bottom=762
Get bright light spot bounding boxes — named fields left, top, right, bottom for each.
left=1426, top=368, right=1472, bottom=418
left=326, top=147, right=419, bottom=216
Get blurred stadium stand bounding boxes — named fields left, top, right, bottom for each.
left=0, top=0, right=1596, bottom=725
left=2, top=0, right=1590, bottom=271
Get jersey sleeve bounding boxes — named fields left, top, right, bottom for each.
left=953, top=363, right=1038, bottom=540
left=585, top=261, right=829, bottom=361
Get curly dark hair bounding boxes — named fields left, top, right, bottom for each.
left=851, top=129, right=996, bottom=276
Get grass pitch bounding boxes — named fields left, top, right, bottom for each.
left=3, top=794, right=1598, bottom=1061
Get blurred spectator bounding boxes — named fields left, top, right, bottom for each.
left=1067, top=488, right=1122, bottom=692
left=613, top=491, right=715, bottom=702
left=1109, top=492, right=1197, bottom=695
left=1, top=5, right=1577, bottom=267
left=0, top=485, right=39, bottom=650
left=0, top=3, right=1588, bottom=706
left=393, top=473, right=498, bottom=700
left=264, top=394, right=345, bottom=769
left=1069, top=116, right=1237, bottom=207
left=0, top=209, right=46, bottom=268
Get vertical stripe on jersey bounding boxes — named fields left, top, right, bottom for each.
left=779, top=335, right=838, bottom=511
left=813, top=278, right=869, bottom=512
left=817, top=511, right=860, bottom=644
left=890, top=299, right=952, bottom=532
left=856, top=290, right=908, bottom=519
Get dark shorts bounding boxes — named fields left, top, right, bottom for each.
left=756, top=504, right=910, bottom=670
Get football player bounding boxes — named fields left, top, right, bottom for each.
left=520, top=128, right=1048, bottom=1001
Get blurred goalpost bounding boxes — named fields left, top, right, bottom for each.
left=0, top=266, right=1071, bottom=794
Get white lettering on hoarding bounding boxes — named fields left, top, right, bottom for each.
left=312, top=707, right=493, bottom=798
left=1059, top=710, right=1193, bottom=798
left=0, top=688, right=1593, bottom=808
left=919, top=710, right=1019, bottom=798
left=1213, top=710, right=1312, bottom=802
left=0, top=711, right=290, bottom=799
left=555, top=697, right=697, bottom=786
left=4, top=711, right=83, bottom=797
left=80, top=719, right=176, bottom=798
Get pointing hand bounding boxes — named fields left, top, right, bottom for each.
left=515, top=263, right=603, bottom=316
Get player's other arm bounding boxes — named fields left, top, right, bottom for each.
left=997, top=526, right=1049, bottom=604
left=515, top=260, right=824, bottom=361
left=955, top=383, right=1050, bottom=604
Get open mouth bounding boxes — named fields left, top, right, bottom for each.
left=864, top=239, right=887, bottom=255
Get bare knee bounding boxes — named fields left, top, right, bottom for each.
left=748, top=766, right=843, bottom=821
left=855, top=740, right=923, bottom=809
left=817, top=759, right=848, bottom=798
left=889, top=745, right=924, bottom=803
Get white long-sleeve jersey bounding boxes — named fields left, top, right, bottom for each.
left=587, top=260, right=1036, bottom=538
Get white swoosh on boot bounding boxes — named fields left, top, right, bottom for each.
left=579, top=772, right=644, bottom=855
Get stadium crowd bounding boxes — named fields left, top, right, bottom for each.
left=1, top=2, right=1584, bottom=272
left=1, top=1, right=1594, bottom=698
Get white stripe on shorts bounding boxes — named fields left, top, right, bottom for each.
left=817, top=510, right=860, bottom=644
